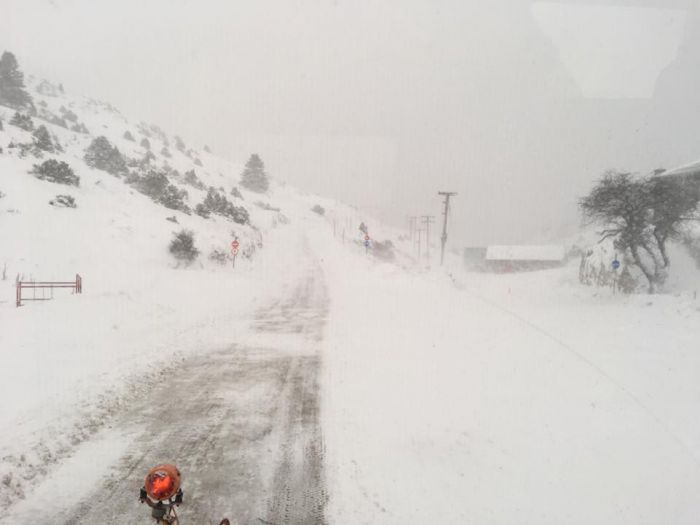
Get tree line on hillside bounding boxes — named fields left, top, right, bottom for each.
left=580, top=170, right=700, bottom=293
left=1, top=50, right=272, bottom=230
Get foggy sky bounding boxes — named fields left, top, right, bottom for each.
left=3, top=0, right=700, bottom=247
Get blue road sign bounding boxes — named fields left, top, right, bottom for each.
left=612, top=259, right=620, bottom=270
left=364, top=239, right=370, bottom=247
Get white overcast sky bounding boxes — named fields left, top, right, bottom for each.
left=2, top=0, right=699, bottom=245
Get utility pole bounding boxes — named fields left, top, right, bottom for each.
left=407, top=216, right=418, bottom=241
left=416, top=228, right=422, bottom=260
left=421, top=215, right=435, bottom=261
left=438, top=191, right=457, bottom=265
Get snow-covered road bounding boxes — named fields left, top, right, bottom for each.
left=3, top=258, right=328, bottom=525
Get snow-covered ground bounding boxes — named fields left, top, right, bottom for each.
left=3, top=75, right=700, bottom=524
left=314, top=227, right=700, bottom=524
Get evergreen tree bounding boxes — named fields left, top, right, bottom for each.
left=0, top=51, right=32, bottom=109
left=140, top=137, right=151, bottom=149
left=240, top=154, right=269, bottom=192
left=84, top=136, right=127, bottom=176
left=32, top=125, right=54, bottom=152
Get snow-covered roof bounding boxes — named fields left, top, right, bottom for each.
left=485, top=245, right=565, bottom=261
left=662, top=159, right=700, bottom=179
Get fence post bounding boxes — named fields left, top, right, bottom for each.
left=16, top=281, right=22, bottom=307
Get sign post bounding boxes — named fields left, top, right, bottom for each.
left=611, top=257, right=620, bottom=294
left=231, top=239, right=240, bottom=269
left=364, top=234, right=370, bottom=254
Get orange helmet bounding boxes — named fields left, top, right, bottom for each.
left=144, top=464, right=181, bottom=501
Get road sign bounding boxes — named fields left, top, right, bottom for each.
left=364, top=234, right=370, bottom=241
left=231, top=240, right=240, bottom=250
left=364, top=239, right=370, bottom=247
left=612, top=259, right=620, bottom=270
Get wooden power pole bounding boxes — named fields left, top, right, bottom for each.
left=421, top=215, right=435, bottom=260
left=438, top=192, right=457, bottom=265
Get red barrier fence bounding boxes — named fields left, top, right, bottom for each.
left=16, top=274, right=82, bottom=307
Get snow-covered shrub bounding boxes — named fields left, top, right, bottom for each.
left=372, top=240, right=395, bottom=261
left=84, top=136, right=127, bottom=176
left=123, top=130, right=135, bottom=141
left=31, top=159, right=79, bottom=186
left=195, top=203, right=210, bottom=218
left=49, top=194, right=76, bottom=208
left=183, top=169, right=206, bottom=191
left=311, top=204, right=325, bottom=215
left=174, top=135, right=185, bottom=152
left=203, top=145, right=211, bottom=153
left=130, top=169, right=190, bottom=214
left=60, top=106, right=78, bottom=122
left=70, top=122, right=89, bottom=134
left=0, top=117, right=3, bottom=130
left=197, top=187, right=249, bottom=224
left=169, top=230, right=199, bottom=264
left=193, top=158, right=203, bottom=167
left=166, top=215, right=178, bottom=223
left=160, top=146, right=171, bottom=158
left=209, top=248, right=230, bottom=265
left=140, top=137, right=150, bottom=150
left=230, top=186, right=243, bottom=199
left=9, top=112, right=33, bottom=131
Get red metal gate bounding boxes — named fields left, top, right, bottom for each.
left=16, top=274, right=82, bottom=307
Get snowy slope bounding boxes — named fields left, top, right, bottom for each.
left=0, top=77, right=343, bottom=509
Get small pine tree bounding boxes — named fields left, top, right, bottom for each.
left=140, top=137, right=151, bottom=149
left=32, top=125, right=54, bottom=152
left=194, top=158, right=203, bottom=167
left=84, top=136, right=127, bottom=176
left=123, top=130, right=135, bottom=141
left=169, top=230, right=199, bottom=264
left=0, top=51, right=33, bottom=109
left=31, top=159, right=79, bottom=186
left=174, top=135, right=185, bottom=152
left=240, top=154, right=269, bottom=192
left=203, top=145, right=211, bottom=153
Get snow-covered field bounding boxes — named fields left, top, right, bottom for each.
left=315, top=228, right=700, bottom=524
left=2, top=76, right=700, bottom=524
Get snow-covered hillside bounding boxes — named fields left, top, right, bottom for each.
left=0, top=76, right=354, bottom=510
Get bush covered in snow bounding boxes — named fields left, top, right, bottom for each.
left=311, top=204, right=325, bottom=215
left=123, top=130, right=135, bottom=141
left=31, top=159, right=79, bottom=186
left=208, top=248, right=230, bottom=265
left=84, top=136, right=127, bottom=176
left=161, top=146, right=171, bottom=158
left=140, top=137, right=150, bottom=150
left=59, top=106, right=78, bottom=123
left=196, top=187, right=249, bottom=224
left=169, top=230, right=199, bottom=264
left=9, top=112, right=33, bottom=131
left=183, top=169, right=206, bottom=190
left=49, top=194, right=77, bottom=208
left=129, top=169, right=190, bottom=214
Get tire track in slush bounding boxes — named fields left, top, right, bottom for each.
left=47, top=260, right=328, bottom=525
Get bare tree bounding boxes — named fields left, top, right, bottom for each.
left=580, top=170, right=699, bottom=293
